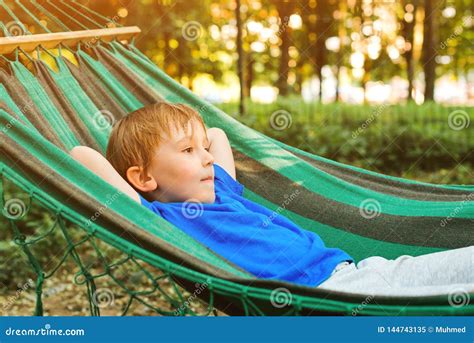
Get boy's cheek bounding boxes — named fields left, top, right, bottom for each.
left=177, top=160, right=201, bottom=180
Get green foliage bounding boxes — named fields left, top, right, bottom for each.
left=218, top=98, right=473, bottom=177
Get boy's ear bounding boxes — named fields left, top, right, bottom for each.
left=126, top=166, right=158, bottom=193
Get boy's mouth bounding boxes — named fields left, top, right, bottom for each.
left=200, top=176, right=214, bottom=182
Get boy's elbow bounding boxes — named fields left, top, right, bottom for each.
left=69, top=146, right=99, bottom=163
left=210, top=127, right=225, bottom=135
left=69, top=146, right=87, bottom=158
left=207, top=127, right=228, bottom=141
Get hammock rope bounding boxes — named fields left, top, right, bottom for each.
left=70, top=0, right=124, bottom=28
left=59, top=1, right=103, bottom=29
left=0, top=1, right=31, bottom=34
left=30, top=0, right=72, bottom=32
left=14, top=0, right=51, bottom=33
left=46, top=0, right=91, bottom=31
left=0, top=165, right=224, bottom=316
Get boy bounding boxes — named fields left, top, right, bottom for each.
left=70, top=103, right=473, bottom=296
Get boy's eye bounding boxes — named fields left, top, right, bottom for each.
left=183, top=147, right=193, bottom=153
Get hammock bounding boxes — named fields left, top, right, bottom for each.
left=0, top=1, right=473, bottom=316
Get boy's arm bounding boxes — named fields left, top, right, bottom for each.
left=207, top=127, right=236, bottom=180
left=69, top=146, right=140, bottom=203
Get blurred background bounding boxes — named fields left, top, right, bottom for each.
left=82, top=0, right=473, bottom=184
left=1, top=0, right=472, bottom=184
left=93, top=0, right=473, bottom=106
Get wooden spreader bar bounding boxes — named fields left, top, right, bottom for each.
left=0, top=26, right=141, bottom=54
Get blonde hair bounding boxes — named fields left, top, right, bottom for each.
left=106, top=102, right=206, bottom=181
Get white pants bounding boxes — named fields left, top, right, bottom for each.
left=317, top=246, right=474, bottom=297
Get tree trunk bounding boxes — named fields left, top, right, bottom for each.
left=244, top=54, right=254, bottom=98
left=313, top=0, right=330, bottom=101
left=362, top=58, right=371, bottom=104
left=406, top=48, right=415, bottom=101
left=236, top=0, right=245, bottom=115
left=275, top=0, right=292, bottom=97
left=335, top=65, right=341, bottom=102
left=335, top=1, right=348, bottom=102
left=402, top=1, right=418, bottom=101
left=422, top=0, right=438, bottom=102
left=294, top=64, right=303, bottom=95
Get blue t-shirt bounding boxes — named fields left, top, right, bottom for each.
left=139, top=163, right=353, bottom=287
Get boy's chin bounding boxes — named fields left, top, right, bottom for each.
left=201, top=193, right=216, bottom=204
left=181, top=192, right=215, bottom=204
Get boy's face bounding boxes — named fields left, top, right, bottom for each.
left=146, top=119, right=215, bottom=204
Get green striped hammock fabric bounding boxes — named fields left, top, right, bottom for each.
left=1, top=41, right=473, bottom=316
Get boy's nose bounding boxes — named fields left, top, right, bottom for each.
left=203, top=149, right=214, bottom=166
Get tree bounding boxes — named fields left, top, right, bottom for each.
left=334, top=0, right=348, bottom=102
left=401, top=0, right=418, bottom=101
left=274, top=0, right=293, bottom=96
left=312, top=0, right=332, bottom=101
left=421, top=0, right=439, bottom=101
